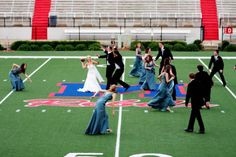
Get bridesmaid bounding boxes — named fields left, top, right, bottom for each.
left=139, top=48, right=151, bottom=85
left=140, top=54, right=158, bottom=91
left=9, top=63, right=32, bottom=91
left=147, top=65, right=175, bottom=112
left=85, top=85, right=117, bottom=135
left=161, top=58, right=176, bottom=96
left=129, top=43, right=142, bottom=77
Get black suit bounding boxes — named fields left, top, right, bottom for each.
left=112, top=52, right=130, bottom=89
left=195, top=71, right=213, bottom=103
left=208, top=55, right=226, bottom=86
left=155, top=47, right=174, bottom=74
left=171, top=64, right=178, bottom=101
left=185, top=79, right=205, bottom=132
left=98, top=51, right=115, bottom=89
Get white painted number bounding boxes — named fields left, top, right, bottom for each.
left=130, top=153, right=173, bottom=157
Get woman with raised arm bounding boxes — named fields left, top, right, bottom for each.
left=148, top=65, right=175, bottom=112
left=140, top=54, right=159, bottom=91
left=85, top=85, right=117, bottom=135
left=9, top=63, right=32, bottom=91
left=78, top=56, right=104, bottom=93
left=139, top=48, right=151, bottom=85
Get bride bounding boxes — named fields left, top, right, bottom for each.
left=78, top=56, right=104, bottom=93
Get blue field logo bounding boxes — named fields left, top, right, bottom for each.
left=49, top=82, right=187, bottom=98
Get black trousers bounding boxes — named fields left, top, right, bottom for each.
left=187, top=108, right=205, bottom=131
left=112, top=68, right=129, bottom=88
left=106, top=66, right=115, bottom=90
left=158, top=63, right=164, bottom=74
left=203, top=86, right=211, bottom=103
left=210, top=69, right=226, bottom=86
left=172, top=84, right=176, bottom=101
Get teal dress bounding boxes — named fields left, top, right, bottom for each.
left=140, top=62, right=156, bottom=90
left=139, top=62, right=146, bottom=85
left=129, top=48, right=142, bottom=77
left=85, top=92, right=113, bottom=135
left=9, top=67, right=24, bottom=91
left=148, top=74, right=175, bottom=111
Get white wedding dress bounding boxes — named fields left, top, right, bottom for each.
left=78, top=64, right=104, bottom=92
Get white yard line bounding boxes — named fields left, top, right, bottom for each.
left=1, top=56, right=236, bottom=59
left=114, top=58, right=126, bottom=157
left=198, top=58, right=236, bottom=100
left=0, top=58, right=51, bottom=105
left=64, top=152, right=103, bottom=157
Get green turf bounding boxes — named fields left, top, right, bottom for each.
left=0, top=52, right=236, bottom=157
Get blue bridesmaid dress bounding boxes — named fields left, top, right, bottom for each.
left=138, top=62, right=146, bottom=85
left=147, top=74, right=175, bottom=111
left=129, top=48, right=142, bottom=77
left=85, top=92, right=113, bottom=135
left=167, top=79, right=175, bottom=95
left=9, top=68, right=24, bottom=91
left=140, top=62, right=156, bottom=90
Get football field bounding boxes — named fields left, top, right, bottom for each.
left=0, top=51, right=236, bottom=157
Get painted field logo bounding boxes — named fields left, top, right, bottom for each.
left=24, top=99, right=219, bottom=108
left=24, top=82, right=219, bottom=108
left=49, top=82, right=187, bottom=98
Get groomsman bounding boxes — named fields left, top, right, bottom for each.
left=208, top=50, right=226, bottom=87
left=185, top=73, right=205, bottom=134
left=155, top=42, right=174, bottom=74
left=112, top=48, right=130, bottom=91
left=97, top=46, right=115, bottom=90
left=195, top=65, right=213, bottom=109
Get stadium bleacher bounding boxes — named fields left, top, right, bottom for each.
left=0, top=0, right=34, bottom=27
left=1, top=0, right=236, bottom=27
left=0, top=0, right=236, bottom=42
left=49, top=0, right=202, bottom=27
left=217, top=0, right=236, bottom=26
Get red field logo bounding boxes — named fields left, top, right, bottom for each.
left=24, top=99, right=219, bottom=108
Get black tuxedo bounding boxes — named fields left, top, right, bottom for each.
left=185, top=79, right=205, bottom=132
left=112, top=51, right=130, bottom=89
left=155, top=47, right=174, bottom=74
left=98, top=50, right=115, bottom=89
left=208, top=55, right=226, bottom=86
left=171, top=64, right=178, bottom=100
left=195, top=71, right=213, bottom=102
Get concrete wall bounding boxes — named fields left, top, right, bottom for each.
left=0, top=27, right=201, bottom=46
left=48, top=27, right=202, bottom=44
left=0, top=27, right=31, bottom=40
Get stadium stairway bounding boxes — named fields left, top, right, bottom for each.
left=200, top=0, right=219, bottom=40
left=32, top=0, right=51, bottom=40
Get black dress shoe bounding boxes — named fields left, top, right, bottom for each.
left=198, top=130, right=205, bottom=134
left=184, top=128, right=193, bottom=133
left=124, top=85, right=130, bottom=92
left=138, top=82, right=143, bottom=85
left=205, top=105, right=210, bottom=109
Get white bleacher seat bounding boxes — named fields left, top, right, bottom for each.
left=0, top=0, right=34, bottom=26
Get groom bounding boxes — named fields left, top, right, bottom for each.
left=155, top=42, right=174, bottom=74
left=97, top=46, right=115, bottom=89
